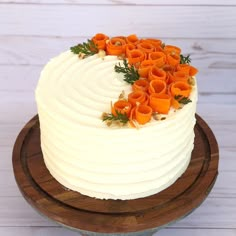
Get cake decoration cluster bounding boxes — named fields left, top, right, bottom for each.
left=70, top=33, right=198, bottom=128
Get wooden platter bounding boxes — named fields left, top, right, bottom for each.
left=12, top=114, right=219, bottom=234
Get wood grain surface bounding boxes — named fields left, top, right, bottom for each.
left=1, top=0, right=236, bottom=235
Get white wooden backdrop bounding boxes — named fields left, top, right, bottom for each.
left=0, top=0, right=236, bottom=235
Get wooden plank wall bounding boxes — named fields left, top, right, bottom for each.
left=0, top=0, right=236, bottom=235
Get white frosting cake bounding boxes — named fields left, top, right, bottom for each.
left=35, top=50, right=197, bottom=200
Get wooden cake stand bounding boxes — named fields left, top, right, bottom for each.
left=12, top=114, right=219, bottom=236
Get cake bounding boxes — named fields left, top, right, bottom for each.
left=35, top=34, right=198, bottom=200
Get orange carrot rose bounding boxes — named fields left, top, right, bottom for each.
left=170, top=81, right=192, bottom=98
left=127, top=49, right=145, bottom=67
left=148, top=79, right=167, bottom=94
left=148, top=51, right=166, bottom=67
left=135, top=105, right=153, bottom=125
left=137, top=41, right=156, bottom=54
left=125, top=43, right=136, bottom=57
left=132, top=79, right=149, bottom=92
left=189, top=65, right=198, bottom=76
left=143, top=38, right=162, bottom=49
left=149, top=93, right=171, bottom=114
left=92, top=33, right=109, bottom=50
left=128, top=91, right=149, bottom=106
left=106, top=37, right=126, bottom=56
left=148, top=65, right=167, bottom=81
left=112, top=100, right=132, bottom=117
left=126, top=34, right=139, bottom=45
left=164, top=45, right=181, bottom=55
left=166, top=53, right=180, bottom=67
left=138, top=60, right=155, bottom=78
left=177, top=64, right=198, bottom=77
left=169, top=71, right=188, bottom=83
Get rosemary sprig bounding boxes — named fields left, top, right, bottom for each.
left=102, top=110, right=129, bottom=125
left=70, top=39, right=98, bottom=57
left=114, top=59, right=140, bottom=84
left=175, top=95, right=192, bottom=105
left=180, top=54, right=191, bottom=64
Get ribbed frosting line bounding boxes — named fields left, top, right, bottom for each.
left=43, top=148, right=192, bottom=195
left=40, top=132, right=194, bottom=174
left=38, top=113, right=195, bottom=149
left=36, top=95, right=196, bottom=132
left=37, top=98, right=195, bottom=132
left=39, top=118, right=195, bottom=164
left=37, top=101, right=196, bottom=144
left=41, top=135, right=194, bottom=184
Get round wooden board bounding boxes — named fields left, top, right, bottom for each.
left=12, top=114, right=219, bottom=234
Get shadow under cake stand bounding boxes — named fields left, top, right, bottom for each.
left=12, top=114, right=219, bottom=236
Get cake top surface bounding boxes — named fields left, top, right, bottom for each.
left=36, top=33, right=198, bottom=131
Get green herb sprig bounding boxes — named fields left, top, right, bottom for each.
left=175, top=95, right=192, bottom=105
left=180, top=54, right=191, bottom=64
left=102, top=110, right=129, bottom=125
left=70, top=39, right=98, bottom=57
left=114, top=60, right=140, bottom=84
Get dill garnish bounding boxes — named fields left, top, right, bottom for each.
left=174, top=95, right=192, bottom=105
left=114, top=59, right=140, bottom=84
left=70, top=39, right=98, bottom=57
left=102, top=110, right=129, bottom=125
left=180, top=54, right=191, bottom=64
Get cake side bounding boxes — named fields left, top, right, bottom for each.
left=35, top=48, right=198, bottom=200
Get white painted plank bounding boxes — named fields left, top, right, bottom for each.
left=0, top=170, right=21, bottom=197
left=0, top=197, right=56, bottom=227
left=0, top=197, right=235, bottom=228
left=1, top=37, right=235, bottom=69
left=211, top=171, right=236, bottom=198
left=205, top=119, right=236, bottom=149
left=197, top=104, right=236, bottom=149
left=0, top=124, right=27, bottom=148
left=172, top=197, right=236, bottom=228
left=0, top=66, right=40, bottom=90
left=217, top=147, right=236, bottom=172
left=0, top=92, right=37, bottom=125
left=0, top=227, right=235, bottom=236
left=197, top=94, right=236, bottom=104
left=0, top=5, right=235, bottom=38
left=1, top=37, right=236, bottom=66
left=0, top=99, right=36, bottom=125
left=197, top=104, right=236, bottom=124
left=0, top=226, right=79, bottom=236
left=0, top=36, right=75, bottom=66
left=1, top=0, right=236, bottom=6
left=159, top=228, right=236, bottom=236
left=0, top=148, right=13, bottom=170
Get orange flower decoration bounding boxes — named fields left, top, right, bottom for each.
left=106, top=37, right=126, bottom=56
left=149, top=93, right=171, bottom=114
left=148, top=65, right=167, bottom=81
left=92, top=33, right=109, bottom=50
left=112, top=100, right=132, bottom=117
